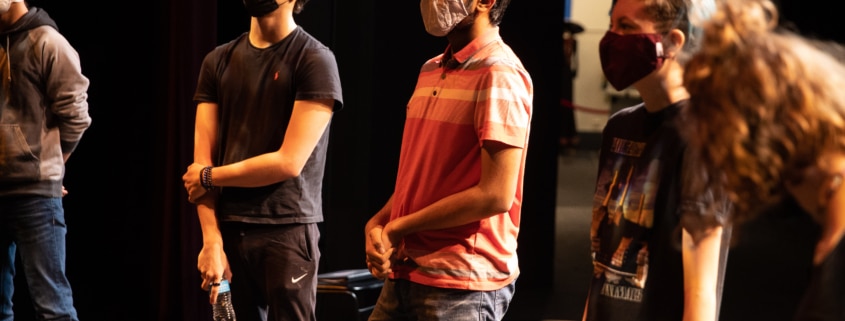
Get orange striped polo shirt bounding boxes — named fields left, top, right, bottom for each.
left=390, top=27, right=534, bottom=291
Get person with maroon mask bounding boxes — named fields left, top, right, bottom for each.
left=363, top=0, right=532, bottom=320
left=582, top=0, right=731, bottom=321
left=182, top=0, right=343, bottom=320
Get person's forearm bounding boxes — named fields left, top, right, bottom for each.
left=388, top=185, right=512, bottom=238
left=682, top=226, right=724, bottom=321
left=196, top=199, right=222, bottom=246
left=208, top=152, right=300, bottom=188
left=50, top=44, right=91, bottom=145
left=389, top=143, right=520, bottom=237
left=203, top=100, right=333, bottom=188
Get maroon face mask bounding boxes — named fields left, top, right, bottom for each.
left=599, top=31, right=666, bottom=91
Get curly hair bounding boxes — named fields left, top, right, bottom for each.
left=681, top=0, right=845, bottom=225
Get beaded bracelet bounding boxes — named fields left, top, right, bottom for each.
left=200, top=166, right=215, bottom=191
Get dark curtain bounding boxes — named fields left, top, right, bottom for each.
left=14, top=1, right=559, bottom=320
left=153, top=1, right=218, bottom=320
left=9, top=1, right=212, bottom=320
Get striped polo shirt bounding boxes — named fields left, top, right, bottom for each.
left=390, top=27, right=534, bottom=291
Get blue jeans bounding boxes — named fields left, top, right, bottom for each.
left=0, top=196, right=79, bottom=321
left=368, top=278, right=516, bottom=321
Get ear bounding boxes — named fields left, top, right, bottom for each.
left=477, top=0, right=495, bottom=10
left=665, top=28, right=686, bottom=55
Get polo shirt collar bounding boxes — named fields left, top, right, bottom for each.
left=442, top=27, right=501, bottom=67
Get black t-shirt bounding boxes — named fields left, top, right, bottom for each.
left=194, top=27, right=343, bottom=224
left=585, top=100, right=731, bottom=321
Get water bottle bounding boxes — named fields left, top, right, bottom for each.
left=212, top=279, right=237, bottom=321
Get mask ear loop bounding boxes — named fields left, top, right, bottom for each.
left=655, top=42, right=666, bottom=59
left=660, top=3, right=694, bottom=60
left=642, top=4, right=685, bottom=62
left=6, top=37, right=10, bottom=82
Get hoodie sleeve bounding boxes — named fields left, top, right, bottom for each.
left=38, top=26, right=91, bottom=154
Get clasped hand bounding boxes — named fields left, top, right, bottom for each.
left=365, top=225, right=399, bottom=280
left=183, top=162, right=209, bottom=203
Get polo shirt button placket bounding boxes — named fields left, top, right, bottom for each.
left=433, top=72, right=447, bottom=96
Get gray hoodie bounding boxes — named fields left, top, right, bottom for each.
left=0, top=7, right=91, bottom=197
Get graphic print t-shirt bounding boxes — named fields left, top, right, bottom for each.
left=586, top=101, right=690, bottom=321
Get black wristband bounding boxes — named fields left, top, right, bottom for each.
left=200, top=166, right=215, bottom=191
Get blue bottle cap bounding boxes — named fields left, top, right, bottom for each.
left=217, top=279, right=231, bottom=293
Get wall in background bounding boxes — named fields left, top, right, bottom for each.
left=569, top=0, right=613, bottom=134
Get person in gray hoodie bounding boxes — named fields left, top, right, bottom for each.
left=0, top=1, right=91, bottom=320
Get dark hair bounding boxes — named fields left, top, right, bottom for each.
left=638, top=0, right=688, bottom=35
left=609, top=0, right=700, bottom=46
left=638, top=0, right=713, bottom=62
left=489, top=0, right=511, bottom=26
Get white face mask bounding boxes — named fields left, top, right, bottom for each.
left=0, top=0, right=11, bottom=14
left=420, top=0, right=471, bottom=37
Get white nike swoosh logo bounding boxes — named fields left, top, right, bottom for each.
left=291, top=272, right=308, bottom=283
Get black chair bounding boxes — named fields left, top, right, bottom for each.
left=316, top=270, right=383, bottom=321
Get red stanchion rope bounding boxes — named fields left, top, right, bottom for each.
left=560, top=98, right=610, bottom=115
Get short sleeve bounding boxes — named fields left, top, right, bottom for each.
left=475, top=61, right=533, bottom=149
left=678, top=148, right=733, bottom=241
left=193, top=47, right=224, bottom=104
left=294, top=46, right=344, bottom=111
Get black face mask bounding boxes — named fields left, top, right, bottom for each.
left=243, top=0, right=279, bottom=17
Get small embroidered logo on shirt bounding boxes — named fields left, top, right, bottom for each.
left=291, top=272, right=308, bottom=284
